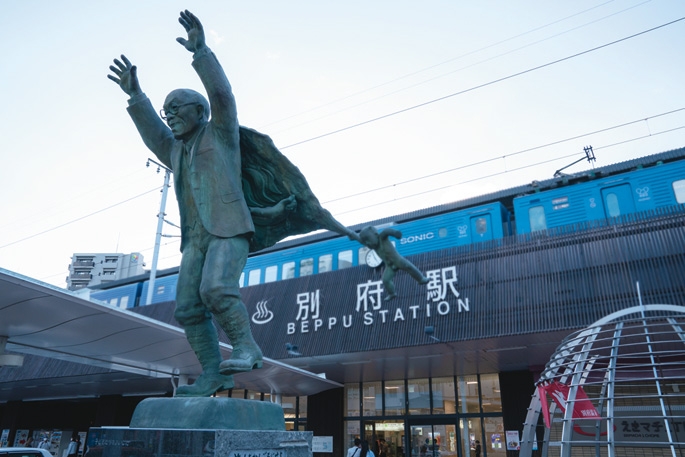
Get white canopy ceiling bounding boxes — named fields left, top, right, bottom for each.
left=0, top=268, right=341, bottom=402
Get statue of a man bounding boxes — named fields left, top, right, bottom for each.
left=108, top=10, right=261, bottom=397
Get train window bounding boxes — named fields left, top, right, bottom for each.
left=529, top=206, right=547, bottom=231
left=605, top=193, right=621, bottom=217
left=248, top=269, right=261, bottom=286
left=674, top=179, right=685, bottom=203
left=438, top=227, right=448, bottom=238
left=358, top=246, right=370, bottom=265
left=283, top=262, right=295, bottom=279
left=264, top=265, right=278, bottom=283
left=319, top=254, right=333, bottom=273
left=300, top=258, right=314, bottom=276
left=475, top=217, right=487, bottom=234
left=338, top=250, right=353, bottom=269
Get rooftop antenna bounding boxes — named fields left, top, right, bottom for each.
left=554, top=146, right=596, bottom=178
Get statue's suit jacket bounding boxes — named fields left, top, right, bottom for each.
left=126, top=50, right=254, bottom=251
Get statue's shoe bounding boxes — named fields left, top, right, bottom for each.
left=219, top=348, right=263, bottom=375
left=175, top=373, right=234, bottom=397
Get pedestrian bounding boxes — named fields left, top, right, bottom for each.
left=347, top=438, right=361, bottom=457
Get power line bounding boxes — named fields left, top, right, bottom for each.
left=281, top=16, right=685, bottom=150
left=268, top=1, right=650, bottom=136
left=0, top=187, right=161, bottom=251
left=323, top=107, right=685, bottom=205
left=260, top=0, right=624, bottom=131
left=334, top=123, right=685, bottom=217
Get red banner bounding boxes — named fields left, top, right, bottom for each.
left=539, top=381, right=602, bottom=434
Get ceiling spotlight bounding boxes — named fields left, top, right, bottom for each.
left=285, top=343, right=302, bottom=357
left=424, top=326, right=440, bottom=342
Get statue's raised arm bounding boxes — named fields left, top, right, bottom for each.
left=107, top=55, right=143, bottom=98
left=176, top=10, right=207, bottom=55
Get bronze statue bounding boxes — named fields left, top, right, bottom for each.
left=359, top=226, right=428, bottom=300
left=109, top=10, right=359, bottom=397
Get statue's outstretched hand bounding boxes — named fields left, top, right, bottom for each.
left=177, top=9, right=207, bottom=54
left=107, top=55, right=142, bottom=97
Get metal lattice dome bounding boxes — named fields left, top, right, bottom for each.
left=520, top=303, right=685, bottom=457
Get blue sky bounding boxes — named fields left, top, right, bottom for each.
left=1, top=0, right=684, bottom=287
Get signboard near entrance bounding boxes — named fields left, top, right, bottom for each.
left=313, top=436, right=333, bottom=453
left=506, top=431, right=520, bottom=450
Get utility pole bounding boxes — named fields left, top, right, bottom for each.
left=146, top=158, right=172, bottom=306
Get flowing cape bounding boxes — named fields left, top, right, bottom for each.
left=239, top=126, right=355, bottom=252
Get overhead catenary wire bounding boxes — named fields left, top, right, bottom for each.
left=266, top=0, right=650, bottom=135
left=0, top=187, right=162, bottom=251
left=280, top=16, right=685, bottom=150
left=323, top=108, right=685, bottom=205
left=333, top=124, right=685, bottom=216
left=259, top=0, right=632, bottom=131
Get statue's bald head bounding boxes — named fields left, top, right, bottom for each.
left=162, top=89, right=210, bottom=140
left=165, top=89, right=210, bottom=122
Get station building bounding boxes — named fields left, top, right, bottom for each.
left=1, top=151, right=684, bottom=457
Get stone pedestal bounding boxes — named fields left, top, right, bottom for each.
left=130, top=397, right=286, bottom=430
left=85, top=398, right=312, bottom=457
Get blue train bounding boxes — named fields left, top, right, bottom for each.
left=89, top=147, right=685, bottom=309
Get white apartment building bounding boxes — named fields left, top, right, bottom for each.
left=67, top=252, right=145, bottom=290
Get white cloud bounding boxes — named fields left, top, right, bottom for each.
left=208, top=29, right=225, bottom=46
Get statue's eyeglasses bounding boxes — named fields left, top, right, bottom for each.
left=160, top=103, right=196, bottom=120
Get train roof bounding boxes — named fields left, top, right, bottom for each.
left=254, top=145, right=685, bottom=253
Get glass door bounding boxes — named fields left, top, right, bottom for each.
left=409, top=422, right=458, bottom=457
left=365, top=420, right=406, bottom=457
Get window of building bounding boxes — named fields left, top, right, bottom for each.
left=346, top=384, right=361, bottom=417
left=282, top=395, right=297, bottom=430
left=384, top=380, right=405, bottom=416
left=248, top=269, right=261, bottom=286
left=229, top=389, right=246, bottom=399
left=319, top=254, right=333, bottom=273
left=673, top=179, right=685, bottom=204
left=300, top=258, right=314, bottom=276
left=298, top=395, right=307, bottom=418
left=264, top=265, right=278, bottom=283
left=460, top=417, right=484, bottom=457
left=431, top=377, right=456, bottom=414
left=479, top=373, right=502, bottom=413
left=363, top=381, right=383, bottom=416
left=345, top=420, right=361, bottom=454
left=246, top=390, right=262, bottom=401
left=528, top=206, right=547, bottom=231
left=283, top=262, right=295, bottom=280
left=408, top=378, right=430, bottom=415
left=483, top=416, right=506, bottom=455
left=338, top=250, right=353, bottom=269
left=457, top=375, right=481, bottom=413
